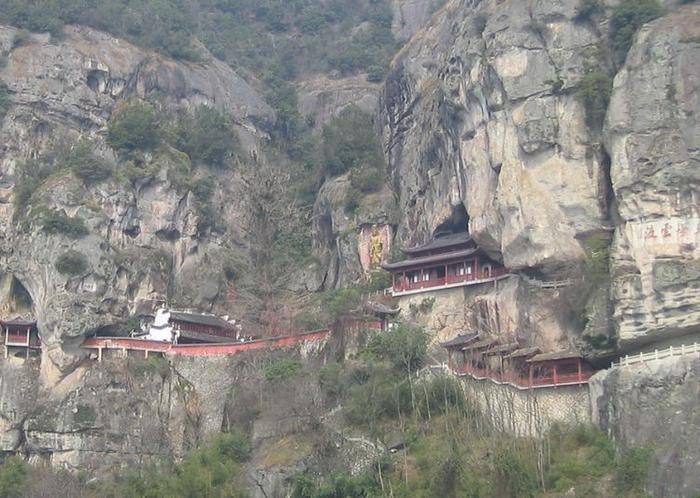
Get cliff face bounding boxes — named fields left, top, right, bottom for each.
left=606, top=6, right=700, bottom=348
left=376, top=1, right=700, bottom=494
left=383, top=0, right=609, bottom=269
left=0, top=25, right=272, bottom=374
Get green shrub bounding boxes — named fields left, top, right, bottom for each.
left=264, top=359, right=302, bottom=382
left=610, top=0, right=664, bottom=63
left=12, top=159, right=52, bottom=215
left=365, top=322, right=428, bottom=372
left=0, top=82, right=11, bottom=121
left=41, top=210, right=89, bottom=238
left=493, top=443, right=539, bottom=498
left=319, top=362, right=344, bottom=400
left=615, top=446, right=653, bottom=493
left=173, top=106, right=237, bottom=168
left=575, top=72, right=613, bottom=129
left=322, top=106, right=384, bottom=177
left=575, top=0, right=604, bottom=21
left=0, top=457, right=28, bottom=498
left=291, top=472, right=378, bottom=498
left=65, top=140, right=111, bottom=183
left=107, top=102, right=160, bottom=152
left=366, top=65, right=385, bottom=83
left=54, top=250, right=88, bottom=276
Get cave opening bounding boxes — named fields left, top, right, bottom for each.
left=9, top=276, right=33, bottom=316
left=433, top=203, right=470, bottom=238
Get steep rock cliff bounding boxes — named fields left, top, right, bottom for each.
left=606, top=5, right=700, bottom=348
left=383, top=0, right=610, bottom=271
left=0, top=26, right=273, bottom=374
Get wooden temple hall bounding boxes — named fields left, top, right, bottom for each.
left=1, top=318, right=41, bottom=358
left=381, top=233, right=508, bottom=297
left=442, top=334, right=592, bottom=389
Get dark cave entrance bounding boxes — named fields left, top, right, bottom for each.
left=433, top=203, right=470, bottom=238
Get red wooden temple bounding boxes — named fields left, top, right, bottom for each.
left=2, top=318, right=41, bottom=358
left=168, top=311, right=240, bottom=343
left=381, top=233, right=508, bottom=297
left=442, top=334, right=592, bottom=389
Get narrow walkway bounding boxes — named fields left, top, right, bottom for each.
left=610, top=342, right=700, bottom=368
left=83, top=329, right=331, bottom=361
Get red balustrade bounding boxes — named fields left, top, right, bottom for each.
left=83, top=329, right=331, bottom=358
left=450, top=362, right=591, bottom=389
left=393, top=268, right=508, bottom=293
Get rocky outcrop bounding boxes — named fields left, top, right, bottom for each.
left=590, top=354, right=700, bottom=498
left=0, top=25, right=273, bottom=373
left=312, top=175, right=395, bottom=288
left=391, top=0, right=446, bottom=41
left=0, top=337, right=379, bottom=497
left=606, top=5, right=700, bottom=349
left=297, top=75, right=381, bottom=133
left=383, top=0, right=611, bottom=272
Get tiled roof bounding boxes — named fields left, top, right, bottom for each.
left=179, top=330, right=235, bottom=343
left=462, top=338, right=497, bottom=351
left=440, top=334, right=479, bottom=349
left=484, top=342, right=520, bottom=355
left=0, top=318, right=37, bottom=327
left=527, top=350, right=583, bottom=363
left=170, top=311, right=235, bottom=329
left=505, top=347, right=540, bottom=359
left=364, top=302, right=400, bottom=315
left=402, top=232, right=473, bottom=255
left=381, top=248, right=480, bottom=271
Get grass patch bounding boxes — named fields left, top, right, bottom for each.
left=264, top=359, right=302, bottom=383
left=54, top=250, right=88, bottom=276
left=40, top=210, right=88, bottom=238
left=610, top=0, right=664, bottom=64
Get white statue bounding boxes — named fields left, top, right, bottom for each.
left=144, top=308, right=177, bottom=343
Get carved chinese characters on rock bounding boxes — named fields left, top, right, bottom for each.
left=637, top=217, right=700, bottom=248
left=358, top=224, right=392, bottom=272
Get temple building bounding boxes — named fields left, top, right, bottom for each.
left=441, top=334, right=592, bottom=388
left=2, top=318, right=41, bottom=358
left=142, top=309, right=242, bottom=344
left=381, top=233, right=508, bottom=297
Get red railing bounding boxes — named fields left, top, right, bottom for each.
left=394, top=267, right=508, bottom=293
left=451, top=362, right=592, bottom=389
left=83, top=329, right=331, bottom=358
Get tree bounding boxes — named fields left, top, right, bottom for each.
left=575, top=72, right=612, bottom=129
left=321, top=106, right=384, bottom=177
left=173, top=106, right=237, bottom=168
left=610, top=0, right=664, bottom=64
left=65, top=140, right=111, bottom=183
left=368, top=322, right=429, bottom=373
left=107, top=102, right=160, bottom=152
left=0, top=457, right=28, bottom=498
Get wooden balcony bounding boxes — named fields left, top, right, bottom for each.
left=392, top=267, right=509, bottom=296
left=450, top=362, right=592, bottom=390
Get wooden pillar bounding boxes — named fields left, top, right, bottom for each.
left=474, top=254, right=479, bottom=279
left=26, top=328, right=30, bottom=347
left=392, top=273, right=396, bottom=291
left=577, top=359, right=582, bottom=383
left=145, top=349, right=149, bottom=359
left=420, top=268, right=424, bottom=288
left=448, top=350, right=453, bottom=370
left=553, top=364, right=558, bottom=385
left=444, top=263, right=448, bottom=284
left=528, top=364, right=533, bottom=388
left=98, top=347, right=102, bottom=363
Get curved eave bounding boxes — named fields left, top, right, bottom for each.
left=381, top=248, right=481, bottom=271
